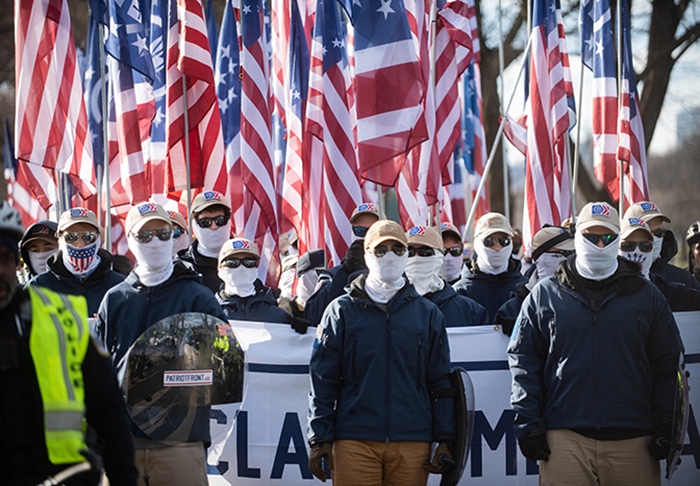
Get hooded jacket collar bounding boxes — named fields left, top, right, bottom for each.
left=125, top=260, right=202, bottom=289
left=347, top=273, right=420, bottom=311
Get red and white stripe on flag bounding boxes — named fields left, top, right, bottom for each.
left=520, top=0, right=573, bottom=248
left=166, top=0, right=227, bottom=195
left=15, top=0, right=95, bottom=200
left=239, top=0, right=279, bottom=285
left=4, top=164, right=51, bottom=227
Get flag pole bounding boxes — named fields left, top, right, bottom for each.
left=498, top=0, right=509, bottom=220
left=98, top=21, right=112, bottom=250
left=615, top=0, right=624, bottom=216
left=429, top=0, right=439, bottom=228
left=182, top=76, right=194, bottom=242
left=571, top=64, right=585, bottom=218
left=464, top=31, right=534, bottom=236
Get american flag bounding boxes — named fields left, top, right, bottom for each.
left=165, top=0, right=227, bottom=195
left=239, top=0, right=280, bottom=286
left=204, top=0, right=219, bottom=69
left=66, top=244, right=97, bottom=273
left=3, top=120, right=50, bottom=226
left=105, top=0, right=155, bottom=205
left=279, top=0, right=310, bottom=250
left=442, top=157, right=467, bottom=234
left=148, top=0, right=169, bottom=197
left=309, top=0, right=362, bottom=267
left=616, top=0, right=649, bottom=204
left=15, top=0, right=96, bottom=200
left=215, top=0, right=244, bottom=234
left=352, top=0, right=426, bottom=186
left=514, top=0, right=574, bottom=248
left=580, top=0, right=619, bottom=200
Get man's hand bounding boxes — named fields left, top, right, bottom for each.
left=341, top=240, right=366, bottom=275
left=308, top=442, right=333, bottom=482
left=647, top=423, right=673, bottom=460
left=425, top=441, right=455, bottom=473
left=518, top=432, right=551, bottom=461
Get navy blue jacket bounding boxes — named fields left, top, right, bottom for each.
left=177, top=240, right=223, bottom=294
left=453, top=257, right=528, bottom=323
left=30, top=248, right=124, bottom=316
left=96, top=262, right=227, bottom=445
left=308, top=275, right=455, bottom=445
left=217, top=279, right=293, bottom=324
left=304, top=265, right=366, bottom=325
left=425, top=281, right=489, bottom=327
left=508, top=256, right=683, bottom=441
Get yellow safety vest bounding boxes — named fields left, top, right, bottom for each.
left=28, top=286, right=90, bottom=465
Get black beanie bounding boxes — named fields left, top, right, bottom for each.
left=0, top=231, right=20, bottom=262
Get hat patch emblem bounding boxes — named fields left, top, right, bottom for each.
left=357, top=203, right=375, bottom=212
left=69, top=208, right=89, bottom=217
left=639, top=202, right=658, bottom=212
left=408, top=226, right=426, bottom=236
left=591, top=204, right=610, bottom=217
left=627, top=217, right=645, bottom=226
left=137, top=203, right=158, bottom=215
left=203, top=191, right=225, bottom=201
left=231, top=239, right=250, bottom=250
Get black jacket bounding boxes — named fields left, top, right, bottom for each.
left=652, top=229, right=700, bottom=290
left=0, top=287, right=137, bottom=485
left=177, top=241, right=222, bottom=294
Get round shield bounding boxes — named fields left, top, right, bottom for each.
left=123, top=312, right=245, bottom=442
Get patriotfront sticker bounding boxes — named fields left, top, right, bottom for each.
left=163, top=370, right=214, bottom=387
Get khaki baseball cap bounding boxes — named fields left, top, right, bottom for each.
left=218, top=237, right=260, bottom=262
left=57, top=208, right=100, bottom=233
left=624, top=201, right=671, bottom=224
left=474, top=212, right=513, bottom=239
left=349, top=203, right=380, bottom=224
left=167, top=210, right=187, bottom=230
left=407, top=226, right=443, bottom=251
left=364, top=220, right=407, bottom=251
left=191, top=190, right=231, bottom=215
left=620, top=216, right=653, bottom=240
left=530, top=226, right=575, bottom=261
left=126, top=202, right=172, bottom=234
left=576, top=202, right=620, bottom=233
left=439, top=222, right=462, bottom=243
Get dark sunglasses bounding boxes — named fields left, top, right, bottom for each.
left=133, top=229, right=172, bottom=243
left=444, top=246, right=463, bottom=257
left=62, top=231, right=98, bottom=245
left=172, top=227, right=184, bottom=239
left=483, top=236, right=511, bottom=248
left=352, top=226, right=369, bottom=238
left=370, top=244, right=407, bottom=258
left=620, top=241, right=653, bottom=253
left=582, top=232, right=618, bottom=247
left=408, top=247, right=437, bottom=258
left=196, top=215, right=230, bottom=229
left=652, top=228, right=666, bottom=239
left=221, top=257, right=259, bottom=269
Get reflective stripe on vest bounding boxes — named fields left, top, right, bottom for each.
left=28, top=286, right=90, bottom=465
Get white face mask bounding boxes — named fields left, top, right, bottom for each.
left=129, top=235, right=174, bottom=286
left=297, top=271, right=319, bottom=307
left=574, top=231, right=619, bottom=281
left=651, top=235, right=663, bottom=262
left=172, top=232, right=190, bottom=257
left=60, top=237, right=101, bottom=276
left=364, top=251, right=407, bottom=303
left=405, top=253, right=444, bottom=296
left=278, top=267, right=296, bottom=300
left=619, top=245, right=653, bottom=279
left=193, top=224, right=231, bottom=258
left=443, top=254, right=463, bottom=282
left=474, top=238, right=512, bottom=275
left=219, top=266, right=258, bottom=297
left=28, top=249, right=57, bottom=275
left=535, top=252, right=567, bottom=280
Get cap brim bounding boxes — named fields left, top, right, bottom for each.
left=477, top=227, right=514, bottom=238
left=366, top=235, right=405, bottom=250
left=22, top=235, right=57, bottom=246
left=620, top=227, right=652, bottom=240
left=577, top=221, right=620, bottom=234
left=193, top=200, right=231, bottom=214
left=131, top=215, right=172, bottom=234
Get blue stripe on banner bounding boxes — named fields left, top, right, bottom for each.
left=248, top=354, right=700, bottom=375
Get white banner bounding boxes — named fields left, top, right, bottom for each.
left=207, top=313, right=700, bottom=485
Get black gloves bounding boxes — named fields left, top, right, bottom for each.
left=290, top=315, right=311, bottom=334
left=308, top=442, right=333, bottom=482
left=297, top=249, right=326, bottom=277
left=341, top=240, right=367, bottom=275
left=425, top=441, right=456, bottom=473
left=647, top=423, right=673, bottom=460
left=518, top=432, right=551, bottom=461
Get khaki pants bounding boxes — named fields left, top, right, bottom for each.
left=332, top=439, right=431, bottom=486
left=539, top=429, right=660, bottom=486
left=135, top=442, right=208, bottom=486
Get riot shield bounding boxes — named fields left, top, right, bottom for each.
left=666, top=353, right=690, bottom=480
left=122, top=313, right=245, bottom=443
left=440, top=367, right=475, bottom=486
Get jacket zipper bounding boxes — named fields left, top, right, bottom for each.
left=385, top=311, right=391, bottom=442
left=593, top=312, right=600, bottom=430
